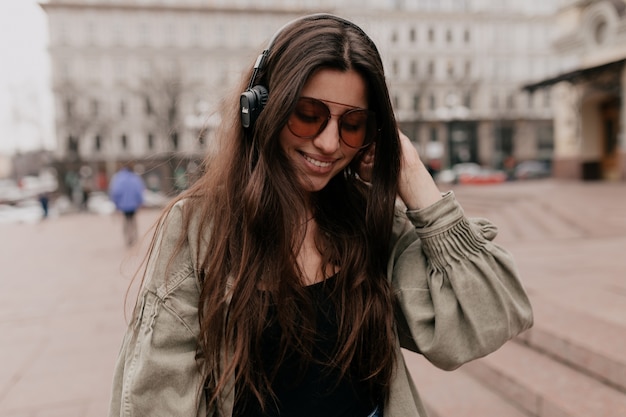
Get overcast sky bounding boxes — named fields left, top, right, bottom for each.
left=0, top=0, right=54, bottom=155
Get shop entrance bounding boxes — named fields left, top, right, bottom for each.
left=600, top=97, right=620, bottom=180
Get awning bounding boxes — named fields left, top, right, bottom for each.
left=522, top=57, right=626, bottom=92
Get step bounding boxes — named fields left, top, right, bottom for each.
left=515, top=198, right=584, bottom=240
left=463, top=341, right=626, bottom=417
left=517, top=298, right=626, bottom=394
left=403, top=350, right=529, bottom=417
left=540, top=191, right=620, bottom=238
left=452, top=189, right=584, bottom=243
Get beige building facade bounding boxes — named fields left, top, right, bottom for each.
left=354, top=1, right=563, bottom=171
left=41, top=0, right=565, bottom=192
left=525, top=0, right=626, bottom=180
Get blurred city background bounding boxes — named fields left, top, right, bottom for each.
left=1, top=0, right=626, bottom=416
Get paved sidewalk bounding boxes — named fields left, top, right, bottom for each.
left=0, top=179, right=625, bottom=417
left=0, top=210, right=160, bottom=417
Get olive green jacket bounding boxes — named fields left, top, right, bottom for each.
left=108, top=191, right=533, bottom=417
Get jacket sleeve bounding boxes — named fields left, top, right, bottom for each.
left=108, top=202, right=208, bottom=417
left=389, top=191, right=533, bottom=371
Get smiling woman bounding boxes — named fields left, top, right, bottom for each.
left=108, top=13, right=533, bottom=417
left=0, top=0, right=54, bottom=154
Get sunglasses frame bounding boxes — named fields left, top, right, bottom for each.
left=287, top=96, right=378, bottom=149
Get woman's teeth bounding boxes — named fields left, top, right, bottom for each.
left=303, top=154, right=332, bottom=168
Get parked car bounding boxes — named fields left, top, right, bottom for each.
left=514, top=160, right=551, bottom=180
left=0, top=179, right=22, bottom=204
left=435, top=163, right=481, bottom=184
left=435, top=163, right=506, bottom=185
left=458, top=168, right=507, bottom=185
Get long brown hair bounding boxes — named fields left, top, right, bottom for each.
left=155, top=14, right=401, bottom=412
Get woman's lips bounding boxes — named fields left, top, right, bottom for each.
left=302, top=153, right=333, bottom=168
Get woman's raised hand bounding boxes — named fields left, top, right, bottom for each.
left=397, top=130, right=442, bottom=210
left=357, top=130, right=442, bottom=210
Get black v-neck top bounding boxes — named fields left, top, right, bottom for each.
left=233, top=275, right=374, bottom=417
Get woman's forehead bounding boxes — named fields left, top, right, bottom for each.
left=300, top=68, right=368, bottom=110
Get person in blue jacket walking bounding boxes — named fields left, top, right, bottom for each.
left=109, top=163, right=145, bottom=246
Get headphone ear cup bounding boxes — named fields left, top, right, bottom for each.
left=240, top=85, right=269, bottom=129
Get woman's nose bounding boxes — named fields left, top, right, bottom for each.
left=311, top=117, right=341, bottom=154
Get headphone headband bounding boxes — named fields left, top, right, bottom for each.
left=240, top=14, right=372, bottom=130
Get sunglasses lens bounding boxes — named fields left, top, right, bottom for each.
left=288, top=98, right=329, bottom=138
left=340, top=110, right=373, bottom=148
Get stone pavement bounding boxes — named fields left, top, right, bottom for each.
left=0, top=211, right=159, bottom=417
left=0, top=179, right=625, bottom=417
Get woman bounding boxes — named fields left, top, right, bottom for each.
left=108, top=14, right=533, bottom=417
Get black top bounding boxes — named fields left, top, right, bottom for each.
left=233, top=275, right=374, bottom=417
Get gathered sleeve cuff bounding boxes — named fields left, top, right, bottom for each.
left=389, top=191, right=533, bottom=370
left=405, top=191, right=498, bottom=273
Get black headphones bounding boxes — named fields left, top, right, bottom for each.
left=239, top=14, right=374, bottom=130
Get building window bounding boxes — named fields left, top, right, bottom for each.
left=65, top=99, right=73, bottom=118
left=393, top=95, right=399, bottom=109
left=543, top=89, right=551, bottom=108
left=463, top=92, right=472, bottom=109
left=94, top=134, right=102, bottom=152
left=114, top=58, right=126, bottom=79
left=145, top=97, right=153, bottom=116
left=139, top=22, right=149, bottom=45
left=446, top=29, right=452, bottom=43
left=392, top=60, right=399, bottom=76
left=113, top=22, right=123, bottom=45
left=120, top=100, right=126, bottom=117
left=537, top=124, right=554, bottom=159
left=86, top=21, right=96, bottom=45
left=429, top=94, right=436, bottom=110
left=447, top=60, right=454, bottom=77
left=147, top=133, right=154, bottom=150
left=171, top=131, right=179, bottom=150
left=506, top=94, right=515, bottom=110
left=430, top=127, right=438, bottom=142
left=91, top=99, right=99, bottom=117
left=427, top=60, right=435, bottom=77
left=121, top=134, right=128, bottom=150
left=140, top=59, right=152, bottom=79
left=495, top=124, right=514, bottom=166
left=216, top=24, right=225, bottom=44
left=464, top=28, right=470, bottom=44
left=492, top=94, right=500, bottom=110
left=464, top=60, right=471, bottom=78
left=410, top=60, right=417, bottom=76
left=391, top=30, right=398, bottom=43
left=527, top=92, right=534, bottom=109
left=60, top=62, right=70, bottom=80
left=191, top=23, right=200, bottom=46
left=413, top=94, right=420, bottom=112
left=166, top=22, right=177, bottom=45
left=410, top=28, right=416, bottom=42
left=428, top=28, right=435, bottom=43
left=86, top=58, right=99, bottom=82
left=59, top=21, right=68, bottom=45
left=67, top=135, right=78, bottom=153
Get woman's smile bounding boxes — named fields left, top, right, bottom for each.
left=300, top=152, right=336, bottom=170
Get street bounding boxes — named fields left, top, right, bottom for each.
left=1, top=179, right=626, bottom=416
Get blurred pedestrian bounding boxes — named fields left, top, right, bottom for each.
left=108, top=163, right=145, bottom=246
left=38, top=192, right=49, bottom=219
left=108, top=14, right=533, bottom=417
